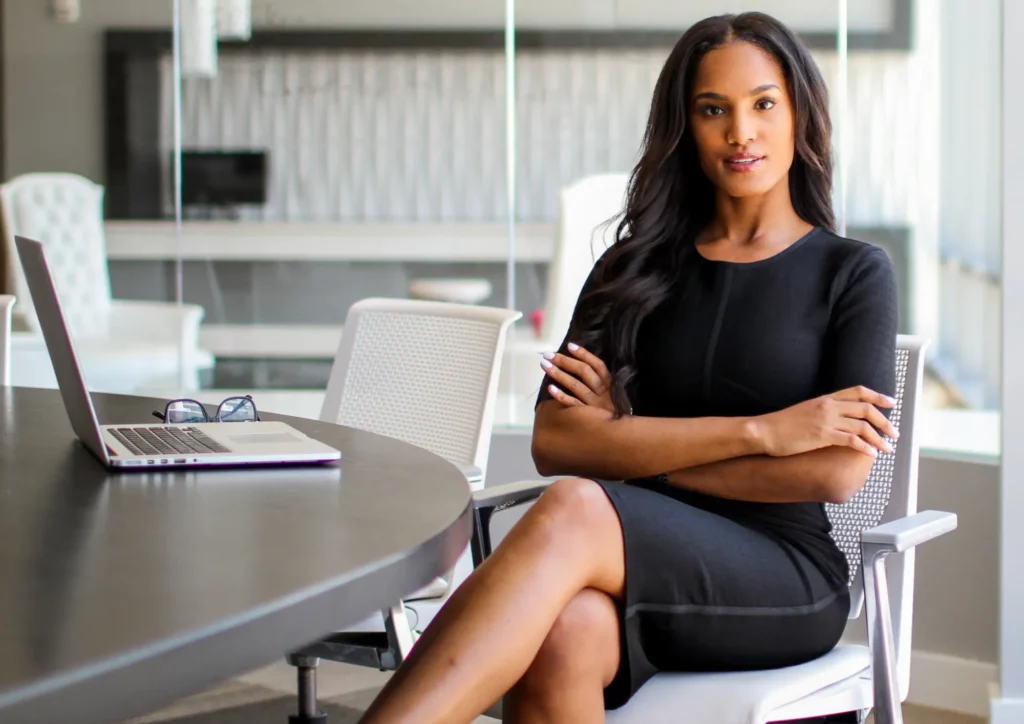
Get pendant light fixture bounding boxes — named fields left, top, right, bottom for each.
left=180, top=0, right=218, bottom=78
left=217, top=0, right=253, bottom=41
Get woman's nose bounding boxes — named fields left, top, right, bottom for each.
left=726, top=110, right=756, bottom=146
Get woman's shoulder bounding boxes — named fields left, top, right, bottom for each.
left=810, top=228, right=891, bottom=264
left=807, top=229, right=896, bottom=310
left=803, top=228, right=894, bottom=282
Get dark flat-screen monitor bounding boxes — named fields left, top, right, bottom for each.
left=178, top=150, right=267, bottom=206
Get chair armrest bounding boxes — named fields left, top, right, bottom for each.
left=472, top=479, right=551, bottom=512
left=469, top=479, right=552, bottom=567
left=861, top=510, right=958, bottom=724
left=460, top=465, right=484, bottom=487
left=107, top=299, right=206, bottom=352
left=861, top=510, right=958, bottom=553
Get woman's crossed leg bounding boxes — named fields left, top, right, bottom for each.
left=359, top=477, right=627, bottom=724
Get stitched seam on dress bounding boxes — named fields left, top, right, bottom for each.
left=702, top=267, right=734, bottom=401
left=625, top=589, right=842, bottom=618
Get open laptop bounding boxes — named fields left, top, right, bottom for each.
left=15, top=235, right=342, bottom=469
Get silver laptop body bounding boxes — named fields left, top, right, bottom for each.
left=15, top=235, right=342, bottom=469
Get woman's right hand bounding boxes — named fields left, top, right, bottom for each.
left=753, top=386, right=899, bottom=458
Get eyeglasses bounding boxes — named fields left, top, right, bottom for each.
left=152, top=395, right=260, bottom=424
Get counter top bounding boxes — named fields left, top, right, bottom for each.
left=104, top=221, right=557, bottom=262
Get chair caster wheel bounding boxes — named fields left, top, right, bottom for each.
left=289, top=713, right=328, bottom=724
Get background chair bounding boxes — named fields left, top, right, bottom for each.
left=0, top=294, right=13, bottom=386
left=287, top=297, right=521, bottom=724
left=500, top=173, right=630, bottom=417
left=474, top=335, right=956, bottom=724
left=0, top=172, right=214, bottom=393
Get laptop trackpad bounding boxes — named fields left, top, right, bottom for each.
left=227, top=432, right=303, bottom=445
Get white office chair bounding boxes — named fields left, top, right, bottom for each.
left=0, top=294, right=14, bottom=386
left=474, top=336, right=957, bottom=724
left=287, top=297, right=521, bottom=723
left=501, top=173, right=629, bottom=410
left=0, top=172, right=214, bottom=393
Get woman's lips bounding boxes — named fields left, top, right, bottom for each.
left=724, top=156, right=765, bottom=173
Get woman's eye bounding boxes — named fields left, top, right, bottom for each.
left=756, top=98, right=777, bottom=111
left=700, top=105, right=725, bottom=117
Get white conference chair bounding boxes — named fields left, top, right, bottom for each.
left=0, top=172, right=214, bottom=393
left=501, top=173, right=629, bottom=411
left=0, top=294, right=14, bottom=386
left=287, top=297, right=521, bottom=722
left=474, top=336, right=957, bottom=724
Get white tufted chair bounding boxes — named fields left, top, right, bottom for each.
left=0, top=173, right=214, bottom=393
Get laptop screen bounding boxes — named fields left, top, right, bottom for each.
left=14, top=236, right=110, bottom=464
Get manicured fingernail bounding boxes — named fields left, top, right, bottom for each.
left=884, top=395, right=897, bottom=404
left=540, top=358, right=553, bottom=369
left=870, top=448, right=878, bottom=457
left=568, top=342, right=579, bottom=352
left=548, top=384, right=560, bottom=395
left=542, top=351, right=555, bottom=360
left=892, top=428, right=900, bottom=439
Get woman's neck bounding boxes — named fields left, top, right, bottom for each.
left=702, top=175, right=811, bottom=247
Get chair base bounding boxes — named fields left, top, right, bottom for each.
left=288, top=714, right=328, bottom=724
left=297, top=631, right=399, bottom=671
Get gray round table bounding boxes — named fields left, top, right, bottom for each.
left=0, top=386, right=473, bottom=724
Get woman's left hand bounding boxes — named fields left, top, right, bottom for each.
left=540, top=343, right=616, bottom=413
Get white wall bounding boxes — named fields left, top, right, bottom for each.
left=163, top=46, right=932, bottom=226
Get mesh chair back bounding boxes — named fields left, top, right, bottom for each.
left=0, top=295, right=13, bottom=386
left=825, top=335, right=926, bottom=700
left=825, top=343, right=912, bottom=595
left=0, top=173, right=111, bottom=337
left=320, top=298, right=521, bottom=477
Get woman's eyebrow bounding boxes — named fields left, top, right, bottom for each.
left=693, top=83, right=781, bottom=102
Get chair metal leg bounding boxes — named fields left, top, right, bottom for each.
left=383, top=603, right=416, bottom=665
left=287, top=654, right=328, bottom=724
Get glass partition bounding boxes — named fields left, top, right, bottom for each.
left=502, top=0, right=1003, bottom=446
left=163, top=1, right=522, bottom=416
left=0, top=0, right=1000, bottom=458
left=503, top=0, right=854, bottom=424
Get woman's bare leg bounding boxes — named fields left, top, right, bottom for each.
left=503, top=588, right=621, bottom=724
left=359, top=478, right=626, bottom=724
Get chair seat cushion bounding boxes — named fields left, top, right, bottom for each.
left=605, top=644, right=870, bottom=724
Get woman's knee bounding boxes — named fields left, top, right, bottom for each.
left=515, top=478, right=625, bottom=594
left=533, top=477, right=619, bottom=533
left=526, top=588, right=620, bottom=686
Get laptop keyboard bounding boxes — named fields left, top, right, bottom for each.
left=110, top=426, right=230, bottom=457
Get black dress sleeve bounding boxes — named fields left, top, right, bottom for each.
left=818, top=246, right=899, bottom=414
left=535, top=255, right=607, bottom=407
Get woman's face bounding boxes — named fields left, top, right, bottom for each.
left=688, top=40, right=795, bottom=199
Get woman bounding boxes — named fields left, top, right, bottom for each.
left=361, top=10, right=898, bottom=724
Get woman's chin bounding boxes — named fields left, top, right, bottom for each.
left=717, top=176, right=783, bottom=199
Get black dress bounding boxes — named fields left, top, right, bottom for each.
left=536, top=227, right=899, bottom=709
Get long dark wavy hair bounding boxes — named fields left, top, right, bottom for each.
left=571, top=12, right=836, bottom=415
